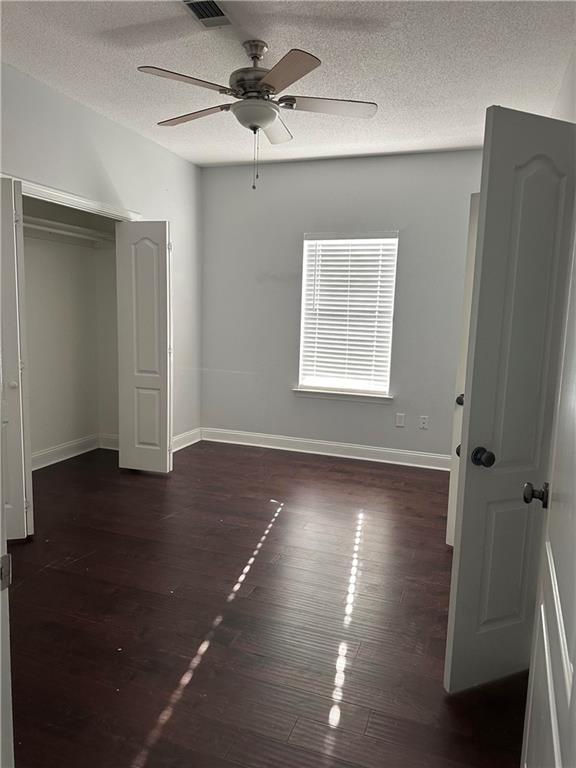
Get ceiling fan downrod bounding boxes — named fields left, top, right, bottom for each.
left=242, top=40, right=268, bottom=68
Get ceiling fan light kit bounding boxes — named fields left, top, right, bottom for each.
left=230, top=100, right=279, bottom=131
left=138, top=38, right=378, bottom=186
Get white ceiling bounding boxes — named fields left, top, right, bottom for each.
left=1, top=1, right=574, bottom=166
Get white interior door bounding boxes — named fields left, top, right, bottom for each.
left=521, top=213, right=576, bottom=768
left=446, top=193, right=479, bottom=546
left=445, top=107, right=576, bottom=693
left=116, top=221, right=172, bottom=473
left=1, top=178, right=33, bottom=540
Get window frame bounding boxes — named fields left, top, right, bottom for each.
left=296, top=232, right=399, bottom=400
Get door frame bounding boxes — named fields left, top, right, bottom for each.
left=0, top=186, right=15, bottom=768
left=1, top=175, right=142, bottom=537
left=15, top=177, right=142, bottom=223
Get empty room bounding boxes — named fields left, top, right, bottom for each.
left=1, top=2, right=575, bottom=767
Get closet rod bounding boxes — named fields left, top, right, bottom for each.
left=23, top=216, right=114, bottom=244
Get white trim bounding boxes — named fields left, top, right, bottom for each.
left=32, top=435, right=99, bottom=471
left=32, top=428, right=449, bottom=471
left=540, top=604, right=563, bottom=767
left=98, top=430, right=203, bottom=453
left=292, top=386, right=394, bottom=402
left=171, top=428, right=202, bottom=452
left=0, top=176, right=141, bottom=222
left=201, top=428, right=450, bottom=470
left=304, top=230, right=400, bottom=240
left=99, top=434, right=119, bottom=450
left=545, top=541, right=574, bottom=698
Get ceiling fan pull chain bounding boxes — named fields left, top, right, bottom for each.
left=252, top=128, right=257, bottom=190
left=256, top=128, right=260, bottom=182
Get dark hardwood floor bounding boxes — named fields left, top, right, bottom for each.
left=8, top=443, right=527, bottom=768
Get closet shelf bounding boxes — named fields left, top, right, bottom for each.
left=23, top=216, right=114, bottom=244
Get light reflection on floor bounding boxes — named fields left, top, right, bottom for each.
left=131, top=499, right=284, bottom=768
left=326, top=511, right=364, bottom=742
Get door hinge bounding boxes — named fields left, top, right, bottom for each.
left=25, top=498, right=30, bottom=513
left=0, top=554, right=12, bottom=591
left=167, top=242, right=173, bottom=254
left=14, top=212, right=21, bottom=225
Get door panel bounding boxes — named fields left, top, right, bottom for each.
left=478, top=501, right=536, bottom=629
left=445, top=108, right=576, bottom=693
left=116, top=221, right=172, bottom=473
left=494, top=158, right=566, bottom=469
left=135, top=388, right=161, bottom=447
left=1, top=178, right=33, bottom=540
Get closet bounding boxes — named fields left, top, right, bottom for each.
left=22, top=197, right=119, bottom=470
left=1, top=177, right=173, bottom=541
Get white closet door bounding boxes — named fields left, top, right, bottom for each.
left=116, top=221, right=172, bottom=473
left=1, top=178, right=33, bottom=540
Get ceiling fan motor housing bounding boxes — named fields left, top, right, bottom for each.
left=229, top=67, right=271, bottom=96
left=230, top=99, right=279, bottom=132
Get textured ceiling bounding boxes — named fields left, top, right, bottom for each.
left=1, top=1, right=574, bottom=166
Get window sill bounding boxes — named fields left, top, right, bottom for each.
left=292, top=386, right=394, bottom=403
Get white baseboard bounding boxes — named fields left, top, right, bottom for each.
left=200, top=428, right=451, bottom=471
left=33, top=428, right=449, bottom=472
left=172, top=428, right=202, bottom=451
left=31, top=428, right=200, bottom=471
left=98, top=430, right=203, bottom=453
left=99, top=433, right=118, bottom=450
left=32, top=434, right=100, bottom=470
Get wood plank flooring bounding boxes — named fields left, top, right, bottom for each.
left=8, top=443, right=527, bottom=768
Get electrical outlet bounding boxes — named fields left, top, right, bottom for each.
left=419, top=415, right=429, bottom=430
left=395, top=413, right=405, bottom=428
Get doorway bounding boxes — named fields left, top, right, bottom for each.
left=22, top=197, right=119, bottom=474
left=1, top=178, right=174, bottom=542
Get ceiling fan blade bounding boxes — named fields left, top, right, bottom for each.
left=138, top=66, right=234, bottom=95
left=279, top=95, right=378, bottom=118
left=158, top=104, right=230, bottom=127
left=262, top=115, right=293, bottom=144
left=258, top=49, right=320, bottom=94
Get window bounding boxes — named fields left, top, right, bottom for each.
left=298, top=234, right=399, bottom=396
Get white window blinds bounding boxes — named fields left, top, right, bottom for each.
left=298, top=235, right=399, bottom=395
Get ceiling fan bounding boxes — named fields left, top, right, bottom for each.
left=138, top=39, right=378, bottom=145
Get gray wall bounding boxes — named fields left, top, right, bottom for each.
left=201, top=150, right=482, bottom=455
left=24, top=234, right=100, bottom=452
left=1, top=64, right=202, bottom=436
left=95, top=245, right=118, bottom=441
left=552, top=47, right=575, bottom=121
left=22, top=208, right=118, bottom=456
